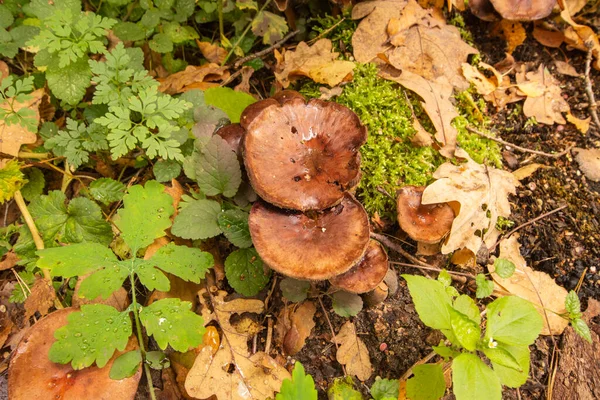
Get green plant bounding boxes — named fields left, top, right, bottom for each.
left=277, top=362, right=318, bottom=400
left=402, top=273, right=544, bottom=400
left=563, top=290, right=592, bottom=343
left=36, top=181, right=214, bottom=398
left=0, top=75, right=38, bottom=132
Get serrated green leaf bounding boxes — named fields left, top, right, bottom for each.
left=332, top=291, right=363, bottom=317
left=139, top=298, right=205, bottom=352
left=171, top=198, right=221, bottom=240
left=46, top=57, right=92, bottom=104
left=432, top=343, right=460, bottom=361
left=475, top=273, right=494, bottom=299
left=280, top=277, right=310, bottom=302
left=153, top=159, right=181, bottom=182
left=251, top=10, right=288, bottom=45
left=204, top=87, right=256, bottom=123
left=113, top=22, right=146, bottom=41
left=0, top=5, right=14, bottom=29
left=490, top=344, right=530, bottom=388
left=20, top=167, right=45, bottom=201
left=276, top=362, right=317, bottom=400
left=149, top=32, right=173, bottom=53
left=116, top=181, right=174, bottom=252
left=371, top=378, right=399, bottom=400
left=109, top=350, right=141, bottom=379
left=452, top=353, right=501, bottom=400
left=195, top=135, right=242, bottom=197
left=89, top=178, right=126, bottom=205
left=78, top=262, right=130, bottom=299
left=149, top=242, right=213, bottom=282
left=402, top=274, right=452, bottom=330
left=485, top=296, right=543, bottom=346
left=406, top=364, right=445, bottom=400
left=565, top=290, right=581, bottom=316
left=49, top=304, right=132, bottom=369
left=453, top=294, right=481, bottom=325
left=37, top=242, right=118, bottom=278
left=224, top=248, right=270, bottom=296
left=0, top=160, right=26, bottom=204
left=133, top=258, right=170, bottom=291
left=572, top=318, right=592, bottom=343
left=493, top=258, right=515, bottom=278
left=217, top=209, right=252, bottom=248
left=145, top=350, right=170, bottom=369
left=482, top=346, right=522, bottom=372
left=449, top=309, right=480, bottom=351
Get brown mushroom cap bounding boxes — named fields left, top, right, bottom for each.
left=216, top=123, right=245, bottom=160
left=489, top=0, right=556, bottom=20
left=329, top=240, right=389, bottom=294
left=397, top=186, right=455, bottom=244
left=249, top=193, right=370, bottom=280
left=243, top=96, right=367, bottom=211
left=9, top=308, right=141, bottom=400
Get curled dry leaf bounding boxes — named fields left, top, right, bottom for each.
left=489, top=235, right=569, bottom=335
left=422, top=148, right=518, bottom=254
left=491, top=20, right=526, bottom=54
left=511, top=163, right=550, bottom=181
left=196, top=40, right=228, bottom=64
left=234, top=66, right=255, bottom=95
left=0, top=88, right=44, bottom=157
left=24, top=278, right=57, bottom=321
left=157, top=64, right=229, bottom=95
left=554, top=61, right=580, bottom=77
left=333, top=321, right=372, bottom=381
left=185, top=289, right=290, bottom=400
left=572, top=148, right=600, bottom=182
left=516, top=65, right=570, bottom=125
left=276, top=301, right=316, bottom=356
left=560, top=7, right=600, bottom=70
left=274, top=39, right=355, bottom=88
left=379, top=67, right=458, bottom=157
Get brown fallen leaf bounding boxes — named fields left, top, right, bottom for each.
left=572, top=148, right=600, bottom=182
left=351, top=0, right=409, bottom=63
left=512, top=163, right=550, bottom=181
left=386, top=0, right=478, bottom=90
left=565, top=111, right=590, bottom=133
left=274, top=39, right=355, bottom=88
left=492, top=20, right=526, bottom=54
left=0, top=88, right=44, bottom=157
left=489, top=235, right=569, bottom=335
left=422, top=148, right=518, bottom=254
left=158, top=64, right=229, bottom=95
left=234, top=66, right=255, bottom=95
left=185, top=289, right=290, bottom=400
left=462, top=63, right=497, bottom=96
left=532, top=23, right=565, bottom=48
left=23, top=278, right=56, bottom=321
left=379, top=67, right=458, bottom=157
left=560, top=7, right=600, bottom=70
left=333, top=321, right=372, bottom=381
left=196, top=40, right=228, bottom=64
left=280, top=301, right=316, bottom=355
left=517, top=64, right=570, bottom=125
left=0, top=251, right=18, bottom=271
left=554, top=61, right=580, bottom=77
left=0, top=61, right=8, bottom=82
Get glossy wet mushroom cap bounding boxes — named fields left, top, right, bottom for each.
left=397, top=185, right=455, bottom=244
left=9, top=308, right=141, bottom=400
left=489, top=0, right=556, bottom=20
left=329, top=240, right=389, bottom=294
left=215, top=123, right=245, bottom=160
left=249, top=193, right=370, bottom=280
left=243, top=96, right=367, bottom=211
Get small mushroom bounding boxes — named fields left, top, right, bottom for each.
left=249, top=193, right=370, bottom=280
left=329, top=240, right=389, bottom=294
left=397, top=186, right=455, bottom=244
left=9, top=308, right=141, bottom=400
left=242, top=93, right=367, bottom=211
left=489, top=0, right=556, bottom=20
left=215, top=123, right=245, bottom=159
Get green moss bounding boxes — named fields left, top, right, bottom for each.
left=307, top=15, right=356, bottom=55
left=448, top=12, right=474, bottom=44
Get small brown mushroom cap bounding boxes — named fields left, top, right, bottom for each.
left=9, top=308, right=141, bottom=400
left=397, top=186, right=455, bottom=244
left=216, top=123, right=245, bottom=160
left=489, top=0, right=556, bottom=20
left=249, top=193, right=370, bottom=280
left=243, top=96, right=367, bottom=211
left=329, top=240, right=389, bottom=294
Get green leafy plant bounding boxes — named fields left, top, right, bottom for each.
left=0, top=160, right=27, bottom=204
left=277, top=362, right=318, bottom=400
left=563, top=290, right=592, bottom=343
left=36, top=181, right=214, bottom=396
left=0, top=75, right=38, bottom=132
left=402, top=273, right=544, bottom=400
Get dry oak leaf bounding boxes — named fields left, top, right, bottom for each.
left=516, top=65, right=570, bottom=125
left=351, top=0, right=408, bottom=63
left=491, top=20, right=526, bottom=54
left=489, top=235, right=569, bottom=335
left=274, top=39, right=355, bottom=88
left=333, top=321, right=372, bottom=381
left=196, top=40, right=228, bottom=64
left=279, top=301, right=316, bottom=356
left=461, top=63, right=497, bottom=96
left=185, top=289, right=290, bottom=400
left=572, top=147, right=600, bottom=182
left=560, top=6, right=600, bottom=70
left=0, top=88, right=44, bottom=157
left=379, top=67, right=458, bottom=157
left=158, top=64, right=229, bottom=95
left=421, top=148, right=518, bottom=254
left=24, top=278, right=57, bottom=321
left=385, top=0, right=478, bottom=91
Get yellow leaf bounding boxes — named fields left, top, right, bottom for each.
left=566, top=111, right=590, bottom=134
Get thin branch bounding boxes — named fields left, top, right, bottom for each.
left=389, top=261, right=472, bottom=281
left=584, top=49, right=600, bottom=137
left=466, top=126, right=573, bottom=158
left=370, top=232, right=434, bottom=277
left=307, top=18, right=345, bottom=45
left=233, top=29, right=300, bottom=69
left=317, top=296, right=347, bottom=376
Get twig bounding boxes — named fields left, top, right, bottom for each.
left=370, top=232, right=433, bottom=277
left=317, top=296, right=347, bottom=376
left=233, top=29, right=300, bottom=69
left=389, top=261, right=472, bottom=282
left=583, top=49, right=600, bottom=137
left=466, top=126, right=573, bottom=158
left=399, top=350, right=437, bottom=381
left=307, top=18, right=346, bottom=45
left=265, top=317, right=273, bottom=355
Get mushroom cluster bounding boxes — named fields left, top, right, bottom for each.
left=239, top=91, right=389, bottom=293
